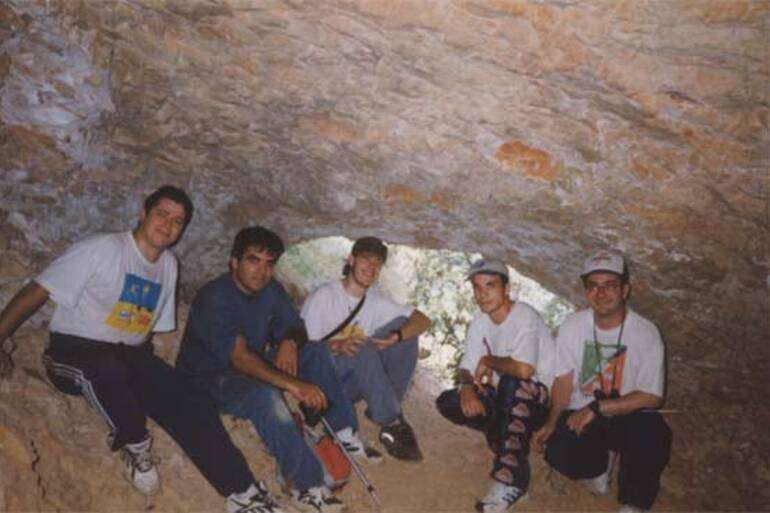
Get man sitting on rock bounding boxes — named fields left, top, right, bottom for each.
left=532, top=250, right=672, bottom=513
left=436, top=258, right=556, bottom=513
left=176, top=225, right=371, bottom=513
left=300, top=236, right=432, bottom=462
left=0, top=186, right=283, bottom=513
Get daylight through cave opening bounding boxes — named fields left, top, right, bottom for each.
left=277, top=236, right=574, bottom=384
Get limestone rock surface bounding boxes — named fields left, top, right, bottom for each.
left=0, top=1, right=767, bottom=510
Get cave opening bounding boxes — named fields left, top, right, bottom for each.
left=277, top=236, right=574, bottom=384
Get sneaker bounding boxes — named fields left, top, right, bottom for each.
left=336, top=428, right=383, bottom=465
left=122, top=437, right=159, bottom=495
left=378, top=417, right=423, bottom=461
left=580, top=468, right=610, bottom=495
left=618, top=505, right=645, bottom=513
left=474, top=482, right=525, bottom=513
left=291, top=486, right=347, bottom=513
left=581, top=450, right=613, bottom=495
left=227, top=481, right=286, bottom=513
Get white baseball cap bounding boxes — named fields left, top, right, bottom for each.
left=581, top=250, right=626, bottom=278
left=467, top=258, right=509, bottom=281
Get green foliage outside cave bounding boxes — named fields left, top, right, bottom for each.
left=279, top=237, right=573, bottom=385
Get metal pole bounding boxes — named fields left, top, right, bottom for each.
left=320, top=416, right=382, bottom=510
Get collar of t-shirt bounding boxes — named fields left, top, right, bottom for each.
left=336, top=279, right=365, bottom=312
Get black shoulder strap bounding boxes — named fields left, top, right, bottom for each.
left=321, top=294, right=366, bottom=341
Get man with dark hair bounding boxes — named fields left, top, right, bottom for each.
left=301, top=236, right=432, bottom=462
left=436, top=258, right=556, bottom=513
left=533, top=250, right=672, bottom=513
left=143, top=185, right=195, bottom=231
left=0, top=187, right=282, bottom=513
left=176, top=225, right=362, bottom=513
left=230, top=226, right=285, bottom=261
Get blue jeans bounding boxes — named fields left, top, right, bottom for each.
left=333, top=317, right=418, bottom=425
left=215, top=342, right=357, bottom=491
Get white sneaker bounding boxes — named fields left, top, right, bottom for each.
left=474, top=482, right=526, bottom=513
left=580, top=468, right=610, bottom=495
left=122, top=437, right=159, bottom=495
left=291, top=486, right=347, bottom=513
left=227, top=481, right=286, bottom=513
left=618, top=505, right=645, bottom=513
left=335, top=427, right=383, bottom=465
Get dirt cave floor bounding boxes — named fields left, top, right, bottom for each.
left=2, top=324, right=764, bottom=512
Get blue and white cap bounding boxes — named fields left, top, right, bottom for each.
left=467, top=258, right=509, bottom=281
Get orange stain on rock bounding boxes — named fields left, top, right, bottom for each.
left=494, top=140, right=558, bottom=181
left=429, top=191, right=454, bottom=211
left=298, top=115, right=359, bottom=144
left=384, top=184, right=424, bottom=205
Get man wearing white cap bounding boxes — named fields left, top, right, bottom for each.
left=436, top=258, right=556, bottom=513
left=532, top=251, right=672, bottom=513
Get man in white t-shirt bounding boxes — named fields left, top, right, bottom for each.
left=0, top=187, right=283, bottom=513
left=436, top=258, right=555, bottom=513
left=301, top=236, right=432, bottom=462
left=532, top=251, right=672, bottom=513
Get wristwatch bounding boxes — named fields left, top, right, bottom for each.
left=588, top=399, right=604, bottom=418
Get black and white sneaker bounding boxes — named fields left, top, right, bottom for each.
left=378, top=416, right=423, bottom=461
left=475, top=482, right=526, bottom=513
left=122, top=437, right=159, bottom=495
left=336, top=427, right=383, bottom=465
left=227, top=481, right=286, bottom=513
left=292, top=486, right=347, bottom=513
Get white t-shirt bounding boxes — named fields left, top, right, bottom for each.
left=301, top=280, right=413, bottom=341
left=554, top=308, right=665, bottom=410
left=36, top=231, right=177, bottom=345
left=459, top=301, right=556, bottom=387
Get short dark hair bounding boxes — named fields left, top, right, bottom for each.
left=231, top=226, right=284, bottom=261
left=352, top=236, right=388, bottom=262
left=144, top=185, right=194, bottom=228
left=342, top=236, right=388, bottom=276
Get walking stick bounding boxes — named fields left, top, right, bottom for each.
left=294, top=399, right=383, bottom=510
left=318, top=415, right=382, bottom=510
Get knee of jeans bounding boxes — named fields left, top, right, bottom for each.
left=371, top=316, right=409, bottom=338
left=264, top=389, right=294, bottom=425
left=231, top=385, right=293, bottom=424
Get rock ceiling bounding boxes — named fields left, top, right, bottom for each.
left=0, top=0, right=768, bottom=507
left=3, top=0, right=767, bottom=357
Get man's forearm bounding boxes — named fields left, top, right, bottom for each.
left=400, top=309, right=431, bottom=340
left=484, top=355, right=535, bottom=380
left=0, top=282, right=49, bottom=346
left=596, top=390, right=663, bottom=416
left=231, top=337, right=300, bottom=392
